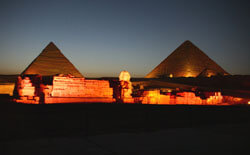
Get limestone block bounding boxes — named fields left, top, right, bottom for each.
left=21, top=87, right=35, bottom=96
left=27, top=96, right=34, bottom=100
left=0, top=83, right=15, bottom=96
left=20, top=96, right=27, bottom=100
left=34, top=96, right=40, bottom=101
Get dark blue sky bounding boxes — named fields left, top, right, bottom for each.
left=0, top=0, right=249, bottom=77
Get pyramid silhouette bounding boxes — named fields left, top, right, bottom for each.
left=21, top=42, right=83, bottom=77
left=146, top=40, right=229, bottom=78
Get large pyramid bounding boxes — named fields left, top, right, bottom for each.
left=146, top=40, right=229, bottom=78
left=21, top=42, right=83, bottom=77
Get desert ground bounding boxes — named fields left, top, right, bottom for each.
left=1, top=74, right=250, bottom=154
left=1, top=102, right=250, bottom=155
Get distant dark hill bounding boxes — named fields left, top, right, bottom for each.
left=0, top=74, right=18, bottom=84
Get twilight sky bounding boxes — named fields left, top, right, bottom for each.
left=0, top=0, right=249, bottom=77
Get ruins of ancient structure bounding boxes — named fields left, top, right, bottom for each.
left=14, top=74, right=114, bottom=104
left=11, top=41, right=249, bottom=105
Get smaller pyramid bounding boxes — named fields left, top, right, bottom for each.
left=197, top=68, right=220, bottom=77
left=21, top=42, right=83, bottom=77
left=146, top=40, right=229, bottom=78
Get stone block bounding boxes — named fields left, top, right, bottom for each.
left=27, top=96, right=34, bottom=100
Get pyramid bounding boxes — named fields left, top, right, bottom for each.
left=145, top=40, right=229, bottom=78
left=197, top=68, right=220, bottom=77
left=21, top=42, right=83, bottom=77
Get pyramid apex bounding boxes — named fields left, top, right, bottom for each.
left=178, top=40, right=199, bottom=50
left=48, top=41, right=56, bottom=45
left=184, top=40, right=191, bottom=43
left=182, top=40, right=195, bottom=45
left=43, top=41, right=60, bottom=51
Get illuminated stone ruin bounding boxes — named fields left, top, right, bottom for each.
left=0, top=83, right=15, bottom=96
left=139, top=90, right=248, bottom=105
left=13, top=74, right=249, bottom=105
left=15, top=76, right=37, bottom=103
left=119, top=71, right=134, bottom=103
left=13, top=72, right=249, bottom=105
left=14, top=74, right=114, bottom=104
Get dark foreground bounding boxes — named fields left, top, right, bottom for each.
left=1, top=102, right=250, bottom=155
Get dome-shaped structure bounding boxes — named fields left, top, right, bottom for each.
left=145, top=40, right=229, bottom=78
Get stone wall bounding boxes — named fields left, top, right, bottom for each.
left=0, top=83, right=15, bottom=96
left=14, top=75, right=114, bottom=104
left=51, top=76, right=113, bottom=98
left=140, top=91, right=239, bottom=105
left=14, top=77, right=39, bottom=104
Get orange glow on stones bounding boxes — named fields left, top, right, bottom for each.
left=141, top=91, right=230, bottom=105
left=15, top=75, right=114, bottom=104
left=184, top=71, right=195, bottom=77
left=147, top=91, right=160, bottom=104
left=148, top=91, right=159, bottom=98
